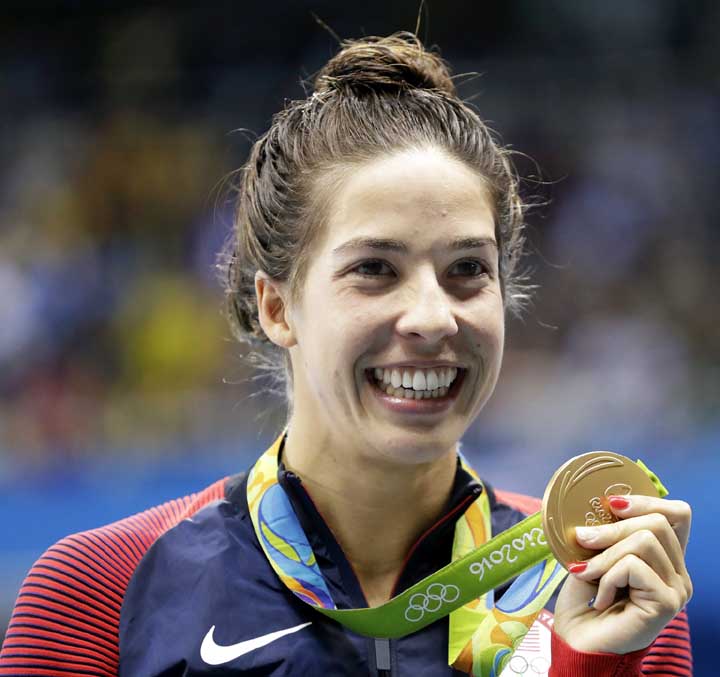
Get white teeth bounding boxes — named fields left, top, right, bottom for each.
left=373, top=367, right=458, bottom=390
left=380, top=383, right=451, bottom=400
left=373, top=366, right=460, bottom=396
left=412, top=371, right=427, bottom=390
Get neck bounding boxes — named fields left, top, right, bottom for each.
left=281, top=424, right=458, bottom=606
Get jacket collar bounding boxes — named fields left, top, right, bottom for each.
left=276, top=436, right=483, bottom=609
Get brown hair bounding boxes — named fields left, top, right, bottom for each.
left=218, top=31, right=530, bottom=397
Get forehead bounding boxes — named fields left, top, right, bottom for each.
left=321, top=146, right=496, bottom=248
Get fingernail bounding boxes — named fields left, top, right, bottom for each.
left=568, top=561, right=588, bottom=574
left=608, top=496, right=631, bottom=511
left=575, top=526, right=599, bottom=542
left=587, top=596, right=596, bottom=608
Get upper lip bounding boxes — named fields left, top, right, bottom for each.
left=367, top=361, right=466, bottom=370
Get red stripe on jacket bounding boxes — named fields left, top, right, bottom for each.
left=0, top=479, right=226, bottom=676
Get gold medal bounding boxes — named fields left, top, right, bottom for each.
left=541, top=451, right=660, bottom=568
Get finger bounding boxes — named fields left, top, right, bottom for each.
left=575, top=512, right=688, bottom=579
left=606, top=495, right=692, bottom=552
left=571, top=528, right=677, bottom=587
left=591, top=554, right=686, bottom=616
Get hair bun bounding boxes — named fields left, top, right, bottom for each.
left=314, top=31, right=456, bottom=97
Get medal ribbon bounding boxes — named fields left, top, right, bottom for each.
left=247, top=433, right=664, bottom=676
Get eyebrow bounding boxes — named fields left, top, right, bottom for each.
left=332, top=236, right=498, bottom=255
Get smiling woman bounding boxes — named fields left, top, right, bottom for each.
left=0, top=32, right=693, bottom=677
left=258, top=147, right=505, bottom=469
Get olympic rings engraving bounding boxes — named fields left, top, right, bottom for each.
left=403, top=583, right=461, bottom=623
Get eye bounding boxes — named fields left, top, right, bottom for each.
left=447, top=258, right=490, bottom=278
left=347, top=258, right=491, bottom=280
left=351, top=259, right=395, bottom=277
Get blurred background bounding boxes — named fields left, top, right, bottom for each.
left=1, top=0, right=717, bottom=671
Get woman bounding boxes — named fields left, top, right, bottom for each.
left=0, top=32, right=692, bottom=676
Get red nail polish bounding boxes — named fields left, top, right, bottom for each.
left=608, top=496, right=631, bottom=510
left=568, top=561, right=588, bottom=574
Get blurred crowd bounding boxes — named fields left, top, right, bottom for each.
left=1, top=3, right=718, bottom=475
left=1, top=106, right=220, bottom=455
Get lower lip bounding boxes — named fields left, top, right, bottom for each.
left=365, top=370, right=465, bottom=414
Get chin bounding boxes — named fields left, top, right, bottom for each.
left=370, top=429, right=459, bottom=466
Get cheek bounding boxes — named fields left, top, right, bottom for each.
left=492, top=314, right=505, bottom=350
left=489, top=324, right=505, bottom=365
left=300, top=293, right=374, bottom=381
left=333, top=292, right=388, bottom=344
left=467, top=298, right=505, bottom=346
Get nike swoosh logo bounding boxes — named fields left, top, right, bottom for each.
left=200, top=621, right=312, bottom=666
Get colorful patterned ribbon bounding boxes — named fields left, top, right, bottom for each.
left=247, top=432, right=568, bottom=675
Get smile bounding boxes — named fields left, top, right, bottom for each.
left=364, top=366, right=466, bottom=412
left=370, top=366, right=459, bottom=399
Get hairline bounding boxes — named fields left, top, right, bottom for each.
left=286, top=142, right=504, bottom=304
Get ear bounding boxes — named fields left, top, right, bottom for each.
left=255, top=271, right=297, bottom=348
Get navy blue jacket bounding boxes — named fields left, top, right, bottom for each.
left=0, top=453, right=692, bottom=676
left=119, top=460, right=548, bottom=676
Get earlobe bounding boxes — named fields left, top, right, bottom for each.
left=255, top=271, right=297, bottom=348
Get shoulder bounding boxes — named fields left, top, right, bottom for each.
left=492, top=488, right=542, bottom=515
left=0, top=477, right=228, bottom=676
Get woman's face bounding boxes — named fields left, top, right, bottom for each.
left=287, top=146, right=505, bottom=465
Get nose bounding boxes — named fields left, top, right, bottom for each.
left=395, top=270, right=459, bottom=344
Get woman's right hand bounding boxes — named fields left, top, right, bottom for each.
left=552, top=494, right=692, bottom=655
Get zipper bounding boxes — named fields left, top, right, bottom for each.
left=282, top=467, right=482, bottom=676
left=374, top=637, right=392, bottom=676
left=371, top=486, right=481, bottom=676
